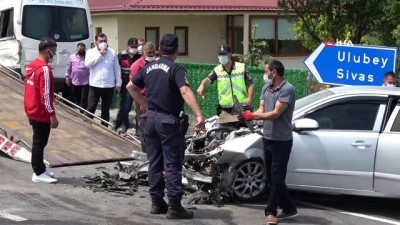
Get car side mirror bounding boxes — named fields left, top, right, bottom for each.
left=292, top=118, right=319, bottom=132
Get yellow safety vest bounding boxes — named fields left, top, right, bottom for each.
left=214, top=62, right=248, bottom=108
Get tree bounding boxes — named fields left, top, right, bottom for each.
left=236, top=24, right=270, bottom=67
left=279, top=0, right=400, bottom=50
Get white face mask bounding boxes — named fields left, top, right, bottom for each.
left=263, top=72, right=274, bottom=84
left=48, top=50, right=56, bottom=64
left=98, top=42, right=108, bottom=50
left=129, top=48, right=138, bottom=54
left=145, top=55, right=155, bottom=62
left=218, top=55, right=229, bottom=65
left=138, top=45, right=143, bottom=54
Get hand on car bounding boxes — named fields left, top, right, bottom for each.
left=194, top=115, right=205, bottom=131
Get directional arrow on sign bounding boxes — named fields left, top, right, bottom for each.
left=304, top=43, right=398, bottom=86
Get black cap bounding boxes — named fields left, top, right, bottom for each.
left=127, top=37, right=138, bottom=47
left=218, top=45, right=231, bottom=55
left=160, top=34, right=179, bottom=53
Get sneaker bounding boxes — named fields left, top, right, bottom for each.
left=266, top=215, right=278, bottom=225
left=277, top=210, right=298, bottom=220
left=116, top=126, right=127, bottom=134
left=45, top=171, right=55, bottom=178
left=32, top=173, right=57, bottom=183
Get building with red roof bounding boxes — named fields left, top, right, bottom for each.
left=88, top=0, right=307, bottom=68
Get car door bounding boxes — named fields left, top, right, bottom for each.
left=287, top=97, right=386, bottom=191
left=374, top=102, right=400, bottom=196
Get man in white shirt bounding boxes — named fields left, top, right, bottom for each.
left=85, top=33, right=122, bottom=127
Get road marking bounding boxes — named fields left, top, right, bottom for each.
left=296, top=200, right=400, bottom=225
left=0, top=210, right=28, bottom=222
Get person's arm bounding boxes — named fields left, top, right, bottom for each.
left=180, top=86, right=204, bottom=130
left=127, top=68, right=147, bottom=108
left=254, top=100, right=265, bottom=114
left=176, top=67, right=204, bottom=130
left=65, top=56, right=72, bottom=87
left=127, top=81, right=147, bottom=108
left=246, top=82, right=255, bottom=106
left=244, top=67, right=254, bottom=105
left=129, top=60, right=141, bottom=80
left=253, top=87, right=294, bottom=120
left=39, top=66, right=58, bottom=128
left=253, top=100, right=288, bottom=120
left=113, top=51, right=122, bottom=92
left=84, top=49, right=103, bottom=68
left=196, top=70, right=216, bottom=99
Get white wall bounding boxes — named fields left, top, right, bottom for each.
left=94, top=14, right=225, bottom=63
left=91, top=16, right=118, bottom=50
left=91, top=13, right=307, bottom=69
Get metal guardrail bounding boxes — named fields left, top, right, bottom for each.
left=0, top=64, right=144, bottom=148
left=0, top=63, right=114, bottom=128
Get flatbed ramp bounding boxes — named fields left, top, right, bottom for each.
left=0, top=66, right=144, bottom=167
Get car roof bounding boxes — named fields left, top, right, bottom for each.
left=329, top=86, right=400, bottom=96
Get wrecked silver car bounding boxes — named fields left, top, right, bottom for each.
left=182, top=116, right=266, bottom=203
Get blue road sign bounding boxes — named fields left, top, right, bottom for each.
left=304, top=43, right=398, bottom=86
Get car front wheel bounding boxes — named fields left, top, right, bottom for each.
left=229, top=159, right=266, bottom=202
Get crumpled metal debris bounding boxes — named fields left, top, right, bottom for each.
left=187, top=179, right=230, bottom=207
left=82, top=162, right=141, bottom=196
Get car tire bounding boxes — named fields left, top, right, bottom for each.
left=225, top=158, right=266, bottom=202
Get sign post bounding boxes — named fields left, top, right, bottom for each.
left=304, top=42, right=398, bottom=86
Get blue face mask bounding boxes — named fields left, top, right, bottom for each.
left=218, top=55, right=229, bottom=65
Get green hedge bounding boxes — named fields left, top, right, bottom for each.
left=179, top=62, right=308, bottom=117
left=112, top=62, right=309, bottom=118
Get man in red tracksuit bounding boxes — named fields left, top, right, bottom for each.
left=24, top=37, right=59, bottom=184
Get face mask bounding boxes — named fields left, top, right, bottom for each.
left=48, top=50, right=56, bottom=63
left=145, top=55, right=155, bottom=62
left=129, top=48, right=138, bottom=54
left=263, top=72, right=274, bottom=84
left=386, top=84, right=396, bottom=87
left=98, top=42, right=108, bottom=50
left=138, top=45, right=143, bottom=54
left=218, top=55, right=229, bottom=65
left=263, top=73, right=270, bottom=83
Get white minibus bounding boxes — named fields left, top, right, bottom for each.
left=0, top=0, right=93, bottom=92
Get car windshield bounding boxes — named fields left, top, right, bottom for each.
left=295, top=89, right=335, bottom=111
left=22, top=5, right=89, bottom=42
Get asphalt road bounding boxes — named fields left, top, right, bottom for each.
left=1, top=154, right=399, bottom=225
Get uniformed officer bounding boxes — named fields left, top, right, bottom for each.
left=197, top=45, right=255, bottom=115
left=126, top=34, right=205, bottom=219
left=115, top=37, right=141, bottom=133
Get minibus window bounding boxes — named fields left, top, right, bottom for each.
left=0, top=9, right=14, bottom=38
left=22, top=5, right=89, bottom=42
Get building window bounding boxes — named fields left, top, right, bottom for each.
left=145, top=27, right=159, bottom=50
left=0, top=9, right=14, bottom=38
left=249, top=16, right=307, bottom=56
left=227, top=15, right=244, bottom=54
left=174, top=26, right=188, bottom=56
left=95, top=27, right=102, bottom=35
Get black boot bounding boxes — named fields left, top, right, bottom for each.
left=150, top=198, right=168, bottom=214
left=166, top=200, right=194, bottom=219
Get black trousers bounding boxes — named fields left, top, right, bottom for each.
left=29, top=119, right=51, bottom=176
left=71, top=84, right=89, bottom=113
left=115, top=78, right=134, bottom=129
left=86, top=86, right=115, bottom=127
left=145, top=111, right=185, bottom=201
left=263, top=138, right=297, bottom=216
